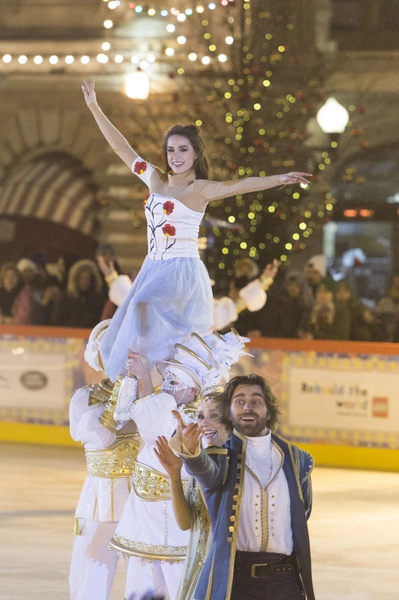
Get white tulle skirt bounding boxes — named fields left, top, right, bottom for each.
left=101, top=256, right=213, bottom=382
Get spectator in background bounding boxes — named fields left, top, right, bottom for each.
left=302, top=278, right=351, bottom=340
left=53, top=259, right=104, bottom=328
left=374, top=273, right=399, bottom=342
left=57, top=253, right=80, bottom=290
left=0, top=264, right=26, bottom=324
left=95, top=243, right=122, bottom=298
left=335, top=280, right=373, bottom=341
left=304, top=254, right=327, bottom=299
left=272, top=271, right=313, bottom=338
left=16, top=258, right=38, bottom=285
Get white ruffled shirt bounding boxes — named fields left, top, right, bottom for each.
left=237, top=432, right=293, bottom=555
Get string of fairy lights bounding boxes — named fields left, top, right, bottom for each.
left=0, top=0, right=365, bottom=274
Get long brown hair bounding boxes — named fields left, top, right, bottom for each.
left=224, top=374, right=281, bottom=431
left=162, top=124, right=209, bottom=180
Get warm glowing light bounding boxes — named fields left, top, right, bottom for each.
left=359, top=209, right=373, bottom=217
left=147, top=54, right=156, bottom=62
left=131, top=56, right=140, bottom=64
left=317, top=97, right=349, bottom=134
left=201, top=56, right=211, bottom=64
left=124, top=71, right=150, bottom=99
left=108, top=0, right=120, bottom=8
left=177, top=13, right=186, bottom=21
left=188, top=52, right=198, bottom=61
left=148, top=8, right=156, bottom=15
left=103, top=19, right=113, bottom=28
left=165, top=47, right=175, bottom=56
left=218, top=54, right=227, bottom=62
left=97, top=53, right=109, bottom=63
left=114, top=54, right=124, bottom=63
left=196, top=5, right=204, bottom=12
left=225, top=36, right=234, bottom=44
left=65, top=55, right=74, bottom=64
left=177, top=36, right=187, bottom=44
left=102, top=42, right=111, bottom=51
left=343, top=209, right=357, bottom=218
left=2, top=54, right=12, bottom=63
left=166, top=24, right=175, bottom=32
left=81, top=56, right=90, bottom=64
left=33, top=55, right=43, bottom=64
left=18, top=55, right=28, bottom=64
left=49, top=55, right=59, bottom=64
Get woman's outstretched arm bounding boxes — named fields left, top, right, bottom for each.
left=82, top=79, right=138, bottom=169
left=196, top=171, right=312, bottom=204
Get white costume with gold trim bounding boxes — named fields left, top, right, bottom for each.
left=69, top=386, right=139, bottom=600
left=110, top=391, right=190, bottom=600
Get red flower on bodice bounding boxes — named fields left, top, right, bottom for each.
left=143, top=193, right=150, bottom=207
left=134, top=160, right=147, bottom=175
left=162, top=224, right=176, bottom=237
left=163, top=201, right=175, bottom=215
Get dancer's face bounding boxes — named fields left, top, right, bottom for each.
left=166, top=135, right=197, bottom=175
left=230, top=384, right=269, bottom=437
left=197, top=400, right=230, bottom=446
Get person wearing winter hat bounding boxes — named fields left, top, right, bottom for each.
left=108, top=330, right=249, bottom=600
left=304, top=254, right=328, bottom=298
left=69, top=320, right=140, bottom=600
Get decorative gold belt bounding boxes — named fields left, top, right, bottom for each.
left=85, top=439, right=139, bottom=478
left=132, top=461, right=189, bottom=501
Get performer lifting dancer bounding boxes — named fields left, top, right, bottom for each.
left=81, top=79, right=311, bottom=382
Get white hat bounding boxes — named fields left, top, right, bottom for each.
left=84, top=320, right=111, bottom=371
left=16, top=258, right=38, bottom=274
left=157, top=329, right=250, bottom=396
left=305, top=254, right=327, bottom=277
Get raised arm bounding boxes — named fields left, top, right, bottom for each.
left=82, top=79, right=138, bottom=169
left=154, top=435, right=193, bottom=530
left=196, top=171, right=312, bottom=203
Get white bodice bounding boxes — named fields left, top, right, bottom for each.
left=144, top=193, right=203, bottom=260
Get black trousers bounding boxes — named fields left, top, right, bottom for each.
left=230, top=551, right=305, bottom=600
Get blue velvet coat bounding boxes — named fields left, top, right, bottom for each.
left=181, top=431, right=315, bottom=600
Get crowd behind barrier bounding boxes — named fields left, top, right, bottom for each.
left=2, top=248, right=399, bottom=343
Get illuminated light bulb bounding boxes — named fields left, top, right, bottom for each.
left=196, top=5, right=204, bottom=13
left=165, top=47, right=175, bottom=56
left=108, top=0, right=120, bottom=8
left=131, top=55, right=140, bottom=64
left=81, top=56, right=90, bottom=64
left=160, top=10, right=168, bottom=16
left=147, top=54, right=156, bottom=62
left=102, top=42, right=111, bottom=51
left=171, top=8, right=180, bottom=15
left=221, top=0, right=228, bottom=5
left=139, top=59, right=149, bottom=69
left=188, top=52, right=197, bottom=61
left=65, top=55, right=74, bottom=64
left=254, top=103, right=261, bottom=110
left=185, top=8, right=193, bottom=14
left=201, top=56, right=211, bottom=64
left=218, top=54, right=227, bottom=62
left=49, top=55, right=59, bottom=64
left=124, top=71, right=150, bottom=100
left=114, top=54, right=124, bottom=63
left=103, top=20, right=113, bottom=28
left=225, top=36, right=234, bottom=44
left=18, top=55, right=28, bottom=64
left=177, top=14, right=186, bottom=21
left=177, top=36, right=187, bottom=44
left=97, top=53, right=109, bottom=63
left=166, top=24, right=175, bottom=32
left=317, top=97, right=349, bottom=134
left=33, top=55, right=43, bottom=64
left=2, top=54, right=12, bottom=63
left=148, top=8, right=156, bottom=15
left=208, top=2, right=216, bottom=8
left=135, top=5, right=143, bottom=12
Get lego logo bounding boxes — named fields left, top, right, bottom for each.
left=372, top=397, right=388, bottom=418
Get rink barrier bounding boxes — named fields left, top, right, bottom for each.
left=0, top=325, right=398, bottom=472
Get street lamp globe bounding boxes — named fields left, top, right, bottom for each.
left=124, top=71, right=150, bottom=100
left=316, top=97, right=349, bottom=134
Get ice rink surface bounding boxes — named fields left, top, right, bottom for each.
left=0, top=442, right=398, bottom=600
